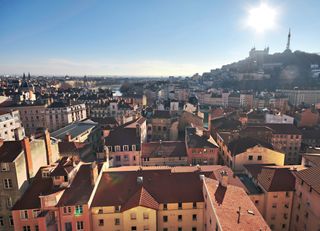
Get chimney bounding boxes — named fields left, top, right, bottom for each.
left=207, top=112, right=212, bottom=133
left=65, top=133, right=72, bottom=142
left=44, top=129, right=53, bottom=165
left=90, top=162, right=98, bottom=186
left=220, top=170, right=228, bottom=187
left=22, top=137, right=33, bottom=180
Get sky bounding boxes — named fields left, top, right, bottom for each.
left=0, top=0, right=319, bottom=77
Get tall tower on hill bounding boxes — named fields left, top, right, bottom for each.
left=286, top=28, right=291, bottom=51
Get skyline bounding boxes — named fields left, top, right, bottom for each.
left=1, top=0, right=320, bottom=76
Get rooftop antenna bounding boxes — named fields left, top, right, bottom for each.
left=286, top=28, right=291, bottom=51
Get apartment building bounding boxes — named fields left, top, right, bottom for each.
left=185, top=127, right=219, bottom=165
left=141, top=141, right=188, bottom=166
left=1, top=103, right=47, bottom=135
left=0, top=109, right=25, bottom=141
left=221, top=137, right=285, bottom=172
left=203, top=175, right=270, bottom=231
left=240, top=124, right=302, bottom=165
left=0, top=132, right=58, bottom=231
left=290, top=154, right=320, bottom=231
left=9, top=164, right=270, bottom=231
left=45, top=102, right=87, bottom=131
left=51, top=119, right=102, bottom=156
left=11, top=159, right=98, bottom=231
left=277, top=89, right=320, bottom=106
left=105, top=117, right=147, bottom=166
left=89, top=165, right=269, bottom=231
left=242, top=165, right=296, bottom=231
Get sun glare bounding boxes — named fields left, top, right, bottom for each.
left=246, top=3, right=277, bottom=33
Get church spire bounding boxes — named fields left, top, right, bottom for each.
left=286, top=28, right=291, bottom=51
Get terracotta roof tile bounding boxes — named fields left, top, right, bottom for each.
left=121, top=187, right=159, bottom=211
left=257, top=167, right=295, bottom=192
left=204, top=177, right=270, bottom=231
left=294, top=167, right=320, bottom=194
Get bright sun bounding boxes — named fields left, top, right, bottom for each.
left=246, top=3, right=277, bottom=33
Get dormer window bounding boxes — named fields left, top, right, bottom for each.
left=0, top=163, right=9, bottom=172
left=132, top=145, right=136, bottom=151
left=123, top=145, right=129, bottom=151
left=115, top=146, right=121, bottom=152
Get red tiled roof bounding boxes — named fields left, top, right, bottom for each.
left=294, top=167, right=320, bottom=194
left=257, top=167, right=295, bottom=192
left=91, top=169, right=205, bottom=207
left=243, top=164, right=276, bottom=179
left=228, top=137, right=273, bottom=156
left=142, top=141, right=187, bottom=158
left=121, top=187, right=159, bottom=211
left=12, top=167, right=63, bottom=210
left=91, top=165, right=248, bottom=208
left=57, top=164, right=95, bottom=206
left=204, top=177, right=270, bottom=231
left=50, top=157, right=75, bottom=176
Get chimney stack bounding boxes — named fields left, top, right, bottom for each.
left=22, top=137, right=33, bottom=180
left=90, top=162, right=98, bottom=186
left=44, top=129, right=53, bottom=165
left=220, top=170, right=228, bottom=187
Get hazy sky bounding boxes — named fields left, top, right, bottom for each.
left=0, top=0, right=319, bottom=76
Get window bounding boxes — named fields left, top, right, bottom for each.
left=0, top=163, right=9, bottom=171
left=115, top=218, right=120, bottom=225
left=76, top=221, right=84, bottom=230
left=75, top=205, right=83, bottom=214
left=130, top=213, right=136, bottom=220
left=178, top=202, right=182, bottom=209
left=143, top=212, right=149, bottom=219
left=123, top=145, right=129, bottom=151
left=0, top=217, right=3, bottom=226
left=20, top=210, right=28, bottom=219
left=192, top=228, right=197, bottom=231
left=99, top=219, right=104, bottom=226
left=178, top=227, right=182, bottom=231
left=285, top=191, right=290, bottom=197
left=255, top=200, right=259, bottom=204
left=270, top=224, right=275, bottom=230
left=248, top=155, right=253, bottom=160
left=115, top=205, right=121, bottom=212
left=282, top=224, right=286, bottom=229
left=33, top=209, right=40, bottom=218
left=163, top=203, right=168, bottom=210
left=115, top=156, right=121, bottom=161
left=132, top=145, right=136, bottom=151
left=144, top=225, right=149, bottom=231
left=23, top=226, right=31, bottom=231
left=163, top=229, right=168, bottom=231
left=131, top=226, right=137, bottom=231
left=35, top=225, right=39, bottom=231
left=272, top=203, right=277, bottom=208
left=3, top=178, right=13, bottom=189
left=163, top=216, right=168, bottom=222
left=63, top=206, right=72, bottom=214
left=178, top=215, right=182, bottom=221
left=192, top=214, right=197, bottom=221
left=193, top=202, right=197, bottom=209
left=115, top=146, right=121, bottom=152
left=257, top=155, right=262, bottom=160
